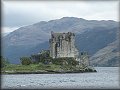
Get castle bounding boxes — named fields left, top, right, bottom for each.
left=49, top=31, right=80, bottom=61
left=31, top=31, right=89, bottom=66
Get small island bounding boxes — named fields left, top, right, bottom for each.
left=2, top=32, right=96, bottom=74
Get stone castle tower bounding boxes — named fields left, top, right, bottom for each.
left=49, top=31, right=79, bottom=61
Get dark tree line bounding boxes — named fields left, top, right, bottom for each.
left=1, top=56, right=10, bottom=68
left=20, top=50, right=79, bottom=66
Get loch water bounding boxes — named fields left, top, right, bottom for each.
left=1, top=67, right=120, bottom=89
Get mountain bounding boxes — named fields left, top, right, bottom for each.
left=75, top=27, right=118, bottom=55
left=2, top=32, right=10, bottom=37
left=75, top=26, right=119, bottom=67
left=90, top=39, right=119, bottom=67
left=2, top=17, right=119, bottom=66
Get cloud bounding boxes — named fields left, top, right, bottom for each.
left=2, top=0, right=119, bottom=31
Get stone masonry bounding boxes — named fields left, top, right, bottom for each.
left=49, top=31, right=79, bottom=61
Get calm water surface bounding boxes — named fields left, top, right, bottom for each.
left=1, top=67, right=120, bottom=89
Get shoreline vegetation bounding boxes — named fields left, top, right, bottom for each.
left=1, top=50, right=97, bottom=74
left=2, top=63, right=97, bottom=74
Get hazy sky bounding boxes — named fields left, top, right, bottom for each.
left=2, top=0, right=119, bottom=33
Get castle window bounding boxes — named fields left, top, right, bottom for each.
left=57, top=43, right=60, bottom=47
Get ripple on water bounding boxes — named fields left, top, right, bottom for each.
left=1, top=67, right=120, bottom=89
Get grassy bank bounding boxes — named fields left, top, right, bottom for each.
left=2, top=63, right=96, bottom=74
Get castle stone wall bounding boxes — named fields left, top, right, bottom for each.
left=49, top=31, right=79, bottom=60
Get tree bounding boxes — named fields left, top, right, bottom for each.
left=30, top=50, right=52, bottom=64
left=31, top=54, right=41, bottom=63
left=52, top=57, right=79, bottom=66
left=1, top=56, right=10, bottom=68
left=20, top=57, right=32, bottom=65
